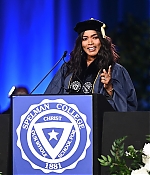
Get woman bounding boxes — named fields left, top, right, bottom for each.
left=45, top=18, right=138, bottom=112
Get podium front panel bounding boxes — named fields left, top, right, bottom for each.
left=12, top=95, right=94, bottom=175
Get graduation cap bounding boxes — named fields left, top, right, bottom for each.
left=74, top=18, right=106, bottom=38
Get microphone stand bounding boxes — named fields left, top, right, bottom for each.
left=30, top=51, right=67, bottom=94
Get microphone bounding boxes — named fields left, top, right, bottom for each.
left=30, top=51, right=68, bottom=94
left=8, top=86, right=16, bottom=97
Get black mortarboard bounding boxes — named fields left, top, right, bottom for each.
left=74, top=18, right=106, bottom=37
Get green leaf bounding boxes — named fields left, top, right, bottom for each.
left=110, top=150, right=116, bottom=157
left=128, top=145, right=134, bottom=150
left=120, top=143, right=125, bottom=150
left=100, top=162, right=109, bottom=166
left=101, top=155, right=107, bottom=161
left=98, top=158, right=105, bottom=163
left=113, top=141, right=117, bottom=147
left=146, top=135, right=150, bottom=141
left=119, top=150, right=124, bottom=157
left=112, top=144, right=116, bottom=151
left=107, top=155, right=112, bottom=162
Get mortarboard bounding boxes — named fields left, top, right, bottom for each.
left=74, top=18, right=106, bottom=38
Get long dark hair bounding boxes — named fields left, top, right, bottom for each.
left=65, top=31, right=119, bottom=76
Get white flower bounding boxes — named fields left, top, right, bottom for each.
left=143, top=155, right=148, bottom=164
left=125, top=151, right=130, bottom=156
left=144, top=162, right=150, bottom=172
left=131, top=167, right=149, bottom=175
left=143, top=157, right=150, bottom=172
left=143, top=143, right=150, bottom=157
left=142, top=143, right=150, bottom=172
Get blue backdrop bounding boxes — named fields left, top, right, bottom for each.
left=0, top=0, right=149, bottom=112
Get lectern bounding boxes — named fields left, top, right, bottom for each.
left=11, top=94, right=114, bottom=175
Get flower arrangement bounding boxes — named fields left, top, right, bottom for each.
left=98, top=135, right=150, bottom=175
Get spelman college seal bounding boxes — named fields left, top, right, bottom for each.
left=16, top=99, right=91, bottom=173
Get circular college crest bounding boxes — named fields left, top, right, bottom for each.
left=70, top=81, right=81, bottom=92
left=82, top=82, right=92, bottom=94
left=16, top=99, right=91, bottom=173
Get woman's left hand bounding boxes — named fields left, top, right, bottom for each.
left=100, top=65, right=113, bottom=95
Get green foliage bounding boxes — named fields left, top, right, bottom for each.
left=111, top=15, right=150, bottom=110
left=146, top=135, right=150, bottom=142
left=98, top=136, right=147, bottom=175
